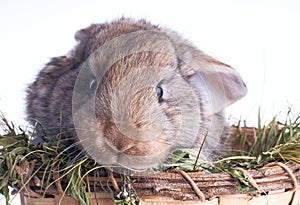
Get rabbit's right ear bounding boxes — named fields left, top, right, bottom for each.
left=181, top=47, right=247, bottom=115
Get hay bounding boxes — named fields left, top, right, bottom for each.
left=0, top=110, right=300, bottom=205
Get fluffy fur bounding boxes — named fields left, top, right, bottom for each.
left=26, top=18, right=247, bottom=170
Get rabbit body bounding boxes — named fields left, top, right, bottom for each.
left=26, top=19, right=247, bottom=170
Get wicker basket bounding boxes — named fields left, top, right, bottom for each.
left=18, top=161, right=300, bottom=205
left=8, top=126, right=297, bottom=204
left=20, top=191, right=300, bottom=205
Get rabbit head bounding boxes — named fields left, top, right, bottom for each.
left=69, top=19, right=247, bottom=170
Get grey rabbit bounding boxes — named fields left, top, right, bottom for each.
left=26, top=18, right=247, bottom=170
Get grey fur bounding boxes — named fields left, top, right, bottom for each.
left=26, top=18, right=247, bottom=170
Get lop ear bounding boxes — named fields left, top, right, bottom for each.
left=186, top=51, right=247, bottom=115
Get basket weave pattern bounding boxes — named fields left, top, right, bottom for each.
left=18, top=162, right=300, bottom=205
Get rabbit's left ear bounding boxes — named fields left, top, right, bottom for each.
left=186, top=51, right=247, bottom=115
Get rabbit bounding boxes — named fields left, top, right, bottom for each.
left=26, top=18, right=247, bottom=171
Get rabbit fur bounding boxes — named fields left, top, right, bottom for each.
left=26, top=18, right=247, bottom=170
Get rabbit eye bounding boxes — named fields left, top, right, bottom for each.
left=156, top=86, right=163, bottom=102
left=90, top=79, right=97, bottom=91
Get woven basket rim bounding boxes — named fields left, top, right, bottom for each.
left=18, top=161, right=300, bottom=202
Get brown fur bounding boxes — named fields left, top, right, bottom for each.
left=26, top=18, right=247, bottom=170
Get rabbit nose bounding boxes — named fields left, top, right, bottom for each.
left=109, top=135, right=149, bottom=156
left=114, top=139, right=136, bottom=153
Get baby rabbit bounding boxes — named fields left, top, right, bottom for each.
left=26, top=18, right=247, bottom=170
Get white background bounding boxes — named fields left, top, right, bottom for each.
left=1, top=0, right=300, bottom=204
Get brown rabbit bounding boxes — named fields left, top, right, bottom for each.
left=26, top=18, right=247, bottom=170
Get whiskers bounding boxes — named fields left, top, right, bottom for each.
left=30, top=124, right=99, bottom=165
left=59, top=139, right=90, bottom=164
